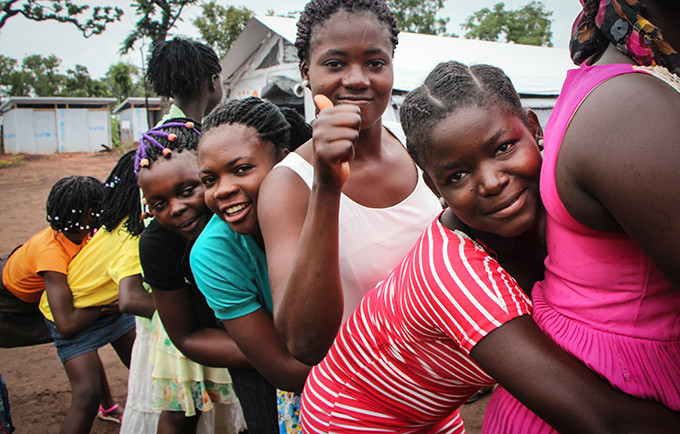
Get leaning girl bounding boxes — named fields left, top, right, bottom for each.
left=190, top=96, right=313, bottom=433
left=300, top=61, right=680, bottom=433
left=135, top=118, right=246, bottom=434
left=0, top=176, right=102, bottom=348
left=40, top=152, right=144, bottom=432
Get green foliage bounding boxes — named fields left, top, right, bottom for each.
left=22, top=54, right=64, bottom=96
left=0, top=154, right=26, bottom=169
left=463, top=1, right=553, bottom=47
left=61, top=64, right=109, bottom=97
left=0, top=0, right=122, bottom=37
left=193, top=1, right=253, bottom=57
left=110, top=116, right=120, bottom=148
left=0, top=54, right=139, bottom=99
left=104, top=62, right=146, bottom=103
left=0, top=54, right=30, bottom=96
left=121, top=0, right=199, bottom=54
left=387, top=0, right=449, bottom=35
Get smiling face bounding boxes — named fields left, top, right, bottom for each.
left=301, top=10, right=394, bottom=130
left=423, top=105, right=542, bottom=239
left=138, top=151, right=210, bottom=241
left=198, top=123, right=283, bottom=240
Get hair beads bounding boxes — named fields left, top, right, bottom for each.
left=134, top=119, right=202, bottom=179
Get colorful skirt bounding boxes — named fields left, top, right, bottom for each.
left=149, top=312, right=245, bottom=427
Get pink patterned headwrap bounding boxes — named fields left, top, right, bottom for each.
left=570, top=0, right=680, bottom=75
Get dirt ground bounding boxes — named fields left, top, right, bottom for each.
left=0, top=149, right=489, bottom=433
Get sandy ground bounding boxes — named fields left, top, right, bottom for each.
left=0, top=149, right=489, bottom=433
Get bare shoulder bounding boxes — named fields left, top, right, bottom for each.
left=564, top=69, right=680, bottom=169
left=559, top=67, right=680, bottom=231
left=258, top=152, right=312, bottom=239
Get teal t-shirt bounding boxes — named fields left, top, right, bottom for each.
left=190, top=215, right=273, bottom=320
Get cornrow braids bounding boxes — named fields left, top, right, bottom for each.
left=202, top=97, right=311, bottom=153
left=146, top=37, right=222, bottom=99
left=400, top=61, right=525, bottom=166
left=134, top=117, right=202, bottom=179
left=279, top=107, right=312, bottom=151
left=295, top=0, right=400, bottom=64
left=46, top=175, right=104, bottom=234
left=99, top=150, right=144, bottom=236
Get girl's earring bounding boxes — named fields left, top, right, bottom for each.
left=537, top=139, right=544, bottom=151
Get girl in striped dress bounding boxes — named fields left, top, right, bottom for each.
left=300, top=61, right=680, bottom=433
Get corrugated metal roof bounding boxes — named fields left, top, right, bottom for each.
left=0, top=96, right=118, bottom=114
left=112, top=97, right=163, bottom=114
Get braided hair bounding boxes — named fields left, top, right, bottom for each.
left=202, top=96, right=312, bottom=153
left=146, top=37, right=222, bottom=99
left=46, top=175, right=104, bottom=234
left=295, top=0, right=400, bottom=64
left=400, top=61, right=525, bottom=166
left=99, top=150, right=144, bottom=236
left=134, top=117, right=202, bottom=179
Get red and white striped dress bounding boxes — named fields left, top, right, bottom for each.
left=301, top=216, right=532, bottom=433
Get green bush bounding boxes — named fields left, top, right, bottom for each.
left=111, top=116, right=121, bottom=148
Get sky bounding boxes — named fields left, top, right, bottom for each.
left=0, top=1, right=583, bottom=79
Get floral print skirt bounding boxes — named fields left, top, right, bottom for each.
left=149, top=312, right=241, bottom=418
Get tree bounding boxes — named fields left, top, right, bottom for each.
left=387, top=0, right=449, bottom=35
left=0, top=54, right=115, bottom=98
left=121, top=0, right=199, bottom=54
left=0, top=55, right=30, bottom=97
left=22, top=54, right=65, bottom=96
left=104, top=62, right=146, bottom=103
left=61, top=64, right=109, bottom=97
left=193, top=1, right=252, bottom=57
left=462, top=1, right=552, bottom=47
left=0, top=1, right=122, bottom=37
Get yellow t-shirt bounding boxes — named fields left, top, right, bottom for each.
left=40, top=221, right=141, bottom=321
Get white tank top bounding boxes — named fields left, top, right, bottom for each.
left=274, top=122, right=442, bottom=322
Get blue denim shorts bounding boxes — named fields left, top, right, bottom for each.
left=45, top=313, right=135, bottom=363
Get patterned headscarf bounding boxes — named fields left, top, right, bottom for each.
left=570, top=0, right=680, bottom=76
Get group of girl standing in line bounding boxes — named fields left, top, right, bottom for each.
left=2, top=0, right=680, bottom=432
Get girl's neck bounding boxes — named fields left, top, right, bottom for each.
left=173, top=97, right=208, bottom=122
left=353, top=121, right=385, bottom=161
left=591, top=44, right=636, bottom=66
left=441, top=209, right=546, bottom=294
left=63, top=230, right=88, bottom=245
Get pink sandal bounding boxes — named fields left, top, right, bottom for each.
left=97, top=403, right=122, bottom=424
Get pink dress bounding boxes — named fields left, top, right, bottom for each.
left=483, top=63, right=680, bottom=433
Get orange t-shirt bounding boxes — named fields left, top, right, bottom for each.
left=2, top=227, right=86, bottom=303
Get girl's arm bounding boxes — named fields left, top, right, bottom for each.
left=471, top=315, right=680, bottom=433
left=222, top=309, right=312, bottom=392
left=258, top=104, right=361, bottom=366
left=152, top=286, right=251, bottom=368
left=117, top=274, right=154, bottom=319
left=41, top=271, right=103, bottom=338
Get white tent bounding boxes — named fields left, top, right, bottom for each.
left=220, top=16, right=575, bottom=124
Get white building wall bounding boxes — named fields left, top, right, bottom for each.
left=10, top=109, right=38, bottom=154
left=87, top=109, right=110, bottom=152
left=2, top=110, right=19, bottom=153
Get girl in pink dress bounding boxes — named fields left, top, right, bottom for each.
left=484, top=1, right=680, bottom=432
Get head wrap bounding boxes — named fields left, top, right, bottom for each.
left=570, top=0, right=680, bottom=76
